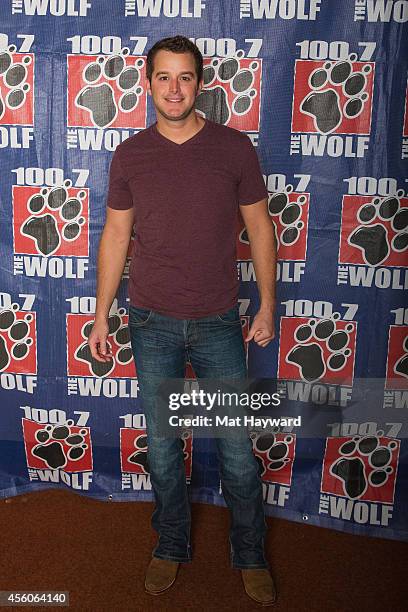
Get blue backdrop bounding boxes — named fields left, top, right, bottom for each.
left=0, top=0, right=407, bottom=542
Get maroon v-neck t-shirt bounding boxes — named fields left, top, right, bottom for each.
left=107, top=119, right=267, bottom=319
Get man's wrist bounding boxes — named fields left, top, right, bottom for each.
left=94, top=310, right=109, bottom=324
left=258, top=299, right=276, bottom=313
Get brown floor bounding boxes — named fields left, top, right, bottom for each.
left=0, top=490, right=407, bottom=612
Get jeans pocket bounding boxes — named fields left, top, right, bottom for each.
left=129, top=305, right=153, bottom=327
left=216, top=306, right=241, bottom=325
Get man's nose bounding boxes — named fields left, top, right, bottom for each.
left=168, top=78, right=180, bottom=93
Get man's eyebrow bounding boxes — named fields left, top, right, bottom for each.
left=155, top=71, right=195, bottom=76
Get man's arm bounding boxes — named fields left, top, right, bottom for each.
left=239, top=198, right=277, bottom=348
left=88, top=207, right=134, bottom=362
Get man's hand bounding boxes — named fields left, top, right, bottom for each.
left=239, top=199, right=277, bottom=349
left=245, top=309, right=275, bottom=348
left=88, top=319, right=113, bottom=362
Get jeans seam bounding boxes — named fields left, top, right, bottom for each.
left=128, top=309, right=153, bottom=327
left=215, top=317, right=242, bottom=325
left=153, top=552, right=192, bottom=563
left=232, top=563, right=268, bottom=569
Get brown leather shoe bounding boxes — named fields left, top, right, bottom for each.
left=144, top=557, right=179, bottom=595
left=241, top=569, right=277, bottom=606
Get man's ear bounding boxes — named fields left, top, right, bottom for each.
left=146, top=79, right=152, bottom=96
left=196, top=78, right=204, bottom=96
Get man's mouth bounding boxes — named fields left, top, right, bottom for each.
left=165, top=98, right=183, bottom=102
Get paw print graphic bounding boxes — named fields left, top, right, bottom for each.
left=287, top=317, right=354, bottom=382
left=251, top=432, right=295, bottom=486
left=385, top=326, right=408, bottom=390
left=23, top=419, right=92, bottom=472
left=292, top=55, right=374, bottom=135
left=327, top=436, right=399, bottom=501
left=252, top=432, right=293, bottom=472
left=279, top=315, right=356, bottom=385
left=196, top=53, right=261, bottom=130
left=394, top=334, right=408, bottom=380
left=68, top=51, right=147, bottom=130
left=122, top=429, right=191, bottom=478
left=268, top=186, right=309, bottom=259
left=0, top=306, right=35, bottom=374
left=0, top=45, right=34, bottom=125
left=32, top=421, right=89, bottom=470
left=238, top=186, right=309, bottom=262
left=180, top=430, right=191, bottom=462
left=345, top=192, right=408, bottom=266
left=128, top=432, right=149, bottom=473
left=13, top=182, right=89, bottom=258
left=71, top=310, right=134, bottom=378
left=181, top=430, right=193, bottom=482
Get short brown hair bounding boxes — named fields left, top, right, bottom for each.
left=146, top=35, right=203, bottom=84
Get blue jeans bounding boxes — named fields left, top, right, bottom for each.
left=128, top=304, right=267, bottom=569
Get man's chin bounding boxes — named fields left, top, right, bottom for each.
left=157, top=105, right=196, bottom=122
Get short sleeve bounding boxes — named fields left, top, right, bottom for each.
left=107, top=149, right=133, bottom=210
left=237, top=136, right=268, bottom=206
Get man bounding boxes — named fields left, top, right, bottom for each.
left=89, top=35, right=277, bottom=606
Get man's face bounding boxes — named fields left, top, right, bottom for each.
left=147, top=50, right=203, bottom=122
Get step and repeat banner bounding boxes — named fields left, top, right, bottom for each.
left=0, top=0, right=407, bottom=542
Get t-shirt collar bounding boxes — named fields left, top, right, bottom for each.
left=152, top=117, right=209, bottom=147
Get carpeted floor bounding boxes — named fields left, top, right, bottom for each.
left=0, top=490, right=406, bottom=611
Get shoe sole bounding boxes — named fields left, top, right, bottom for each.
left=144, top=574, right=177, bottom=595
left=243, top=589, right=277, bottom=607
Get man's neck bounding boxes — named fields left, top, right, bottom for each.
left=155, top=112, right=205, bottom=144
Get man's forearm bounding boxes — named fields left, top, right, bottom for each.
left=248, top=222, right=277, bottom=312
left=95, top=227, right=131, bottom=322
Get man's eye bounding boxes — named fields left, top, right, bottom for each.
left=182, top=76, right=191, bottom=81
left=159, top=76, right=168, bottom=81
